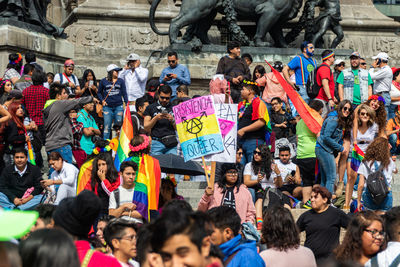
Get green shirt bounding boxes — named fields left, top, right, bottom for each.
left=337, top=70, right=373, bottom=105
left=296, top=119, right=317, bottom=158
left=77, top=109, right=99, bottom=155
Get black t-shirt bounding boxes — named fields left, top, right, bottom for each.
left=238, top=103, right=265, bottom=140
left=222, top=187, right=236, bottom=209
left=143, top=101, right=175, bottom=139
left=296, top=206, right=349, bottom=260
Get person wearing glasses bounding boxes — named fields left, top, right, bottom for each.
left=53, top=59, right=81, bottom=97
left=360, top=58, right=367, bottom=70
left=159, top=51, right=191, bottom=97
left=104, top=218, right=139, bottom=267
left=144, top=84, right=177, bottom=155
left=333, top=59, right=345, bottom=101
left=334, top=211, right=384, bottom=266
left=198, top=163, right=255, bottom=224
left=337, top=52, right=373, bottom=106
left=356, top=137, right=397, bottom=212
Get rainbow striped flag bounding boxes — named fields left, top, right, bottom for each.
left=128, top=154, right=161, bottom=221
left=114, top=106, right=134, bottom=171
left=265, top=60, right=323, bottom=134
left=351, top=144, right=365, bottom=172
left=27, top=140, right=36, bottom=166
left=76, top=158, right=94, bottom=194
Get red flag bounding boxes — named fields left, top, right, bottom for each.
left=265, top=60, right=323, bottom=134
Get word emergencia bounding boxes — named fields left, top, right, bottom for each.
left=173, top=96, right=224, bottom=161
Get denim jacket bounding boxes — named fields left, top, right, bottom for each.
left=342, top=68, right=369, bottom=103
left=317, top=111, right=344, bottom=153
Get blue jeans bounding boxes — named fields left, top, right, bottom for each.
left=389, top=134, right=400, bottom=155
left=298, top=85, right=309, bottom=104
left=389, top=104, right=398, bottom=120
left=239, top=138, right=265, bottom=165
left=150, top=140, right=177, bottom=156
left=0, top=192, right=43, bottom=210
left=315, top=146, right=336, bottom=193
left=362, top=189, right=392, bottom=211
left=380, top=91, right=391, bottom=119
left=103, top=105, right=124, bottom=140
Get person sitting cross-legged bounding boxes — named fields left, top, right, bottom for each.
left=0, top=147, right=43, bottom=210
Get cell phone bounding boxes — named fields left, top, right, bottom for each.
left=89, top=80, right=94, bottom=87
left=162, top=109, right=168, bottom=114
left=167, top=74, right=172, bottom=78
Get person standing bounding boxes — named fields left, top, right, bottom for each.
left=283, top=41, right=317, bottom=104
left=159, top=51, right=191, bottom=97
left=314, top=50, right=336, bottom=117
left=333, top=59, right=345, bottom=101
left=369, top=52, right=393, bottom=115
left=53, top=59, right=81, bottom=97
left=216, top=41, right=251, bottom=103
left=98, top=64, right=128, bottom=140
left=337, top=52, right=373, bottom=105
left=119, top=53, right=149, bottom=109
left=389, top=68, right=400, bottom=119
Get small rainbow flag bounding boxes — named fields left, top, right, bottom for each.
left=27, top=140, right=36, bottom=166
left=351, top=144, right=365, bottom=172
left=76, top=158, right=94, bottom=194
left=114, top=106, right=134, bottom=171
left=128, top=154, right=161, bottom=221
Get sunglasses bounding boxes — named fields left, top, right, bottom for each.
left=339, top=63, right=345, bottom=67
left=237, top=152, right=243, bottom=156
left=361, top=63, right=367, bottom=65
left=253, top=151, right=261, bottom=156
left=360, top=112, right=369, bottom=117
left=160, top=96, right=170, bottom=100
left=168, top=60, right=176, bottom=63
left=343, top=107, right=351, bottom=112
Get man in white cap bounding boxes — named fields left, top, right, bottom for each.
left=338, top=52, right=373, bottom=105
left=119, top=53, right=148, bottom=110
left=369, top=52, right=393, bottom=114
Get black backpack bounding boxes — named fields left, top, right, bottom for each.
left=306, top=64, right=330, bottom=99
left=365, top=161, right=389, bottom=205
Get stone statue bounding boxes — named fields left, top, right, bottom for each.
left=0, top=0, right=64, bottom=37
left=149, top=0, right=303, bottom=47
left=285, top=0, right=344, bottom=48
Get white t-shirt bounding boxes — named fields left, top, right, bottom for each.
left=357, top=160, right=396, bottom=188
left=244, top=162, right=275, bottom=189
left=53, top=73, right=79, bottom=95
left=350, top=123, right=378, bottom=153
left=271, top=160, right=297, bottom=184
left=365, top=242, right=400, bottom=267
left=109, top=186, right=143, bottom=224
left=390, top=83, right=400, bottom=105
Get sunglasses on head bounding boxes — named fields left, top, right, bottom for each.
left=168, top=60, right=176, bottom=63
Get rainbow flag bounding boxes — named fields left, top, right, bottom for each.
left=114, top=106, right=134, bottom=171
left=27, top=140, right=36, bottom=166
left=351, top=144, right=365, bottom=172
left=128, top=154, right=161, bottom=221
left=76, top=158, right=94, bottom=194
left=265, top=60, right=323, bottom=134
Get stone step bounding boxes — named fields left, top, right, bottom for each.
left=177, top=181, right=208, bottom=189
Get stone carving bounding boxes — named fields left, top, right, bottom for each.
left=149, top=0, right=303, bottom=47
left=286, top=0, right=343, bottom=48
left=66, top=26, right=161, bottom=48
left=0, top=0, right=64, bottom=37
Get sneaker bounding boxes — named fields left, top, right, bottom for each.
left=335, top=181, right=344, bottom=196
left=303, top=200, right=312, bottom=209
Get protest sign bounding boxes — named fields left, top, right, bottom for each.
left=204, top=103, right=237, bottom=163
left=173, top=96, right=224, bottom=161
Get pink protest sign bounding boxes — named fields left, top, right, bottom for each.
left=218, top=119, right=235, bottom=138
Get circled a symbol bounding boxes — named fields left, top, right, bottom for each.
left=186, top=118, right=203, bottom=135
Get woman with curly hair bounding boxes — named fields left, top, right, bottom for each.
left=243, top=144, right=283, bottom=229
left=344, top=104, right=379, bottom=208
left=356, top=137, right=397, bottom=212
left=260, top=206, right=316, bottom=267
left=334, top=211, right=385, bottom=265
left=316, top=100, right=353, bottom=194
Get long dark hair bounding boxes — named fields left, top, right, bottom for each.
left=19, top=228, right=80, bottom=267
left=158, top=179, right=178, bottom=208
left=81, top=69, right=97, bottom=88
left=217, top=164, right=241, bottom=193
left=91, top=153, right=118, bottom=191
left=334, top=211, right=385, bottom=262
left=251, top=144, right=273, bottom=180
left=261, top=206, right=300, bottom=251
left=335, top=100, right=353, bottom=131
left=7, top=53, right=23, bottom=73
left=252, top=65, right=266, bottom=81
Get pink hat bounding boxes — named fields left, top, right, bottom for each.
left=64, top=59, right=75, bottom=67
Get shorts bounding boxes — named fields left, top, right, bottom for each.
left=296, top=157, right=320, bottom=187
left=278, top=184, right=300, bottom=195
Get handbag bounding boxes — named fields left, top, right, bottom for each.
left=96, top=81, right=116, bottom=118
left=160, top=135, right=178, bottom=148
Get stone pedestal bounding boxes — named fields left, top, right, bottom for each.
left=0, top=22, right=74, bottom=75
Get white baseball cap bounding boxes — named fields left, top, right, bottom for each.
left=106, top=64, right=122, bottom=72
left=126, top=53, right=140, bottom=61
left=372, top=52, right=389, bottom=61
left=334, top=59, right=344, bottom=65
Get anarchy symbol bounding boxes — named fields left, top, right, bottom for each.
left=186, top=118, right=203, bottom=135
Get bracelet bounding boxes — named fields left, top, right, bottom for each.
left=328, top=98, right=333, bottom=101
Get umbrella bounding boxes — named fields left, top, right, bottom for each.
left=153, top=154, right=205, bottom=176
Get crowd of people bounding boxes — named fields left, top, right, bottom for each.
left=0, top=40, right=399, bottom=267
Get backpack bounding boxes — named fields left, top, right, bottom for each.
left=306, top=64, right=330, bottom=99
left=365, top=161, right=389, bottom=205
left=371, top=253, right=400, bottom=267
